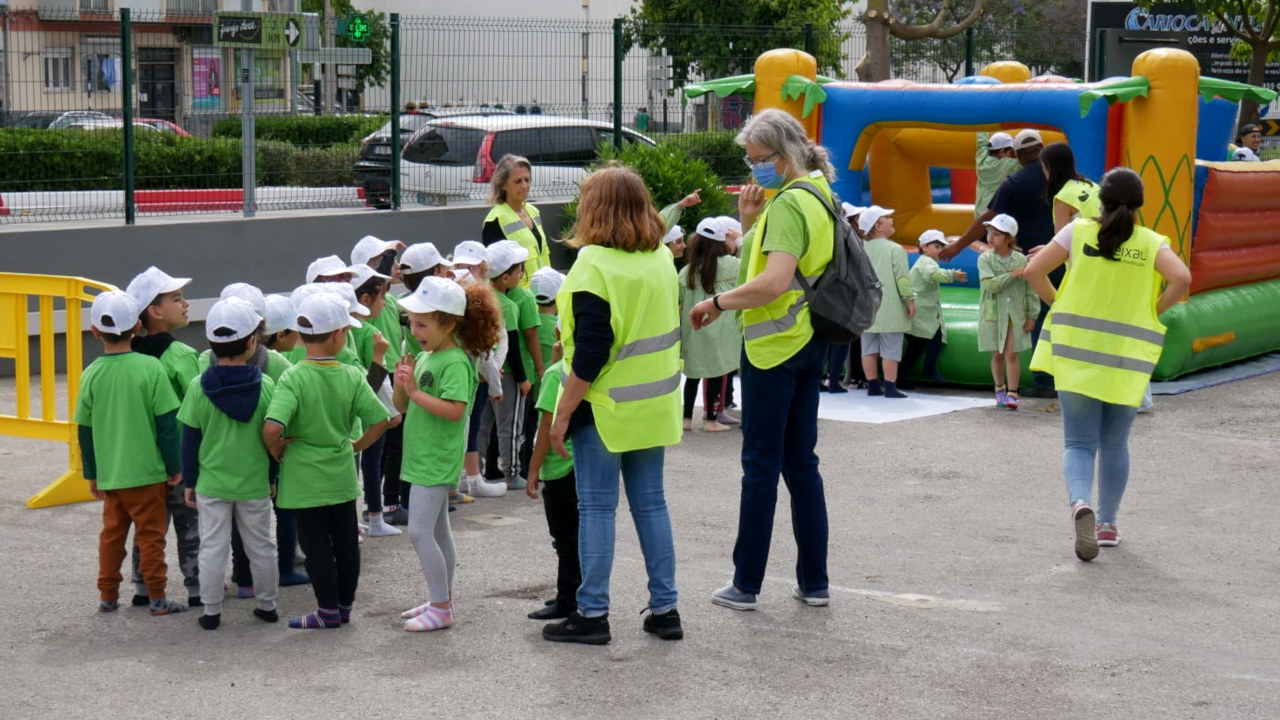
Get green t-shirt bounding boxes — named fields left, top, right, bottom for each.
left=265, top=359, right=391, bottom=509
left=494, top=288, right=520, bottom=373
left=198, top=348, right=292, bottom=382
left=73, top=353, right=180, bottom=491
left=506, top=285, right=540, bottom=382
left=759, top=189, right=812, bottom=261
left=161, top=340, right=200, bottom=401
left=349, top=320, right=379, bottom=370
left=537, top=312, right=557, bottom=375
left=370, top=293, right=404, bottom=368
left=285, top=337, right=361, bottom=370
left=177, top=372, right=275, bottom=500
left=534, top=361, right=573, bottom=481
left=400, top=347, right=477, bottom=488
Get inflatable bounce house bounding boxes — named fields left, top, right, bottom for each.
left=685, top=48, right=1280, bottom=385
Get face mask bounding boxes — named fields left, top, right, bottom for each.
left=751, top=160, right=783, bottom=190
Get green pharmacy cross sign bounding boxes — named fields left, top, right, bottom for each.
left=343, top=14, right=371, bottom=42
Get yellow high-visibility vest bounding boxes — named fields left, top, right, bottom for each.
left=485, top=202, right=549, bottom=287
left=557, top=244, right=682, bottom=452
left=1030, top=219, right=1168, bottom=407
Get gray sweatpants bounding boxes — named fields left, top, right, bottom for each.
left=133, top=483, right=199, bottom=597
left=478, top=373, right=526, bottom=481
left=408, top=484, right=455, bottom=603
left=195, top=494, right=279, bottom=616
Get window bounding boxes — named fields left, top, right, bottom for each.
left=80, top=0, right=111, bottom=11
left=43, top=47, right=72, bottom=91
left=546, top=127, right=599, bottom=167
left=82, top=39, right=122, bottom=95
left=402, top=126, right=485, bottom=166
left=491, top=128, right=555, bottom=165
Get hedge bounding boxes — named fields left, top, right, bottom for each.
left=0, top=129, right=357, bottom=191
left=657, top=130, right=747, bottom=185
left=212, top=114, right=387, bottom=146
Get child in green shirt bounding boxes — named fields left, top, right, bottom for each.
left=123, top=265, right=202, bottom=607
left=76, top=291, right=186, bottom=617
left=394, top=277, right=502, bottom=632
left=481, top=240, right=536, bottom=490
left=179, top=298, right=281, bottom=630
left=197, top=284, right=292, bottom=382
left=529, top=267, right=565, bottom=376
left=978, top=214, right=1040, bottom=411
left=525, top=333, right=581, bottom=622
left=348, top=264, right=401, bottom=538
left=903, top=230, right=968, bottom=384
left=264, top=293, right=391, bottom=629
left=856, top=207, right=916, bottom=399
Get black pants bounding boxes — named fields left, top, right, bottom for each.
left=540, top=471, right=581, bottom=609
left=519, top=383, right=540, bottom=479
left=294, top=500, right=360, bottom=610
left=902, top=329, right=944, bottom=379
left=725, top=370, right=738, bottom=408
left=682, top=375, right=727, bottom=420
left=826, top=342, right=849, bottom=387
left=231, top=503, right=298, bottom=585
left=380, top=423, right=406, bottom=509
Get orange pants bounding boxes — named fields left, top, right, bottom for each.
left=99, top=483, right=170, bottom=602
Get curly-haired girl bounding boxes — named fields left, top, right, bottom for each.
left=392, top=278, right=501, bottom=632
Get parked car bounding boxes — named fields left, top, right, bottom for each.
left=65, top=119, right=160, bottom=133
left=135, top=118, right=192, bottom=137
left=14, top=110, right=114, bottom=129
left=399, top=115, right=655, bottom=206
left=355, top=107, right=514, bottom=209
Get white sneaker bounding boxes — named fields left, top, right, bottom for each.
left=368, top=517, right=402, bottom=537
left=467, top=475, right=508, bottom=498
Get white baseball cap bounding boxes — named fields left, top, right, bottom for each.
left=219, top=282, right=266, bottom=319
left=1013, top=129, right=1043, bottom=150
left=1233, top=146, right=1260, bottom=162
left=984, top=213, right=1020, bottom=236
left=989, top=132, right=1014, bottom=150
left=857, top=205, right=895, bottom=236
left=695, top=217, right=727, bottom=241
left=291, top=282, right=369, bottom=321
left=296, top=293, right=361, bottom=335
left=488, top=240, right=530, bottom=276
left=452, top=268, right=476, bottom=285
left=841, top=202, right=865, bottom=220
left=452, top=240, right=488, bottom=266
left=918, top=229, right=947, bottom=247
left=350, top=235, right=400, bottom=267
left=205, top=297, right=261, bottom=343
left=348, top=263, right=390, bottom=290
left=400, top=242, right=452, bottom=274
left=717, top=217, right=742, bottom=237
left=305, top=255, right=351, bottom=283
left=125, top=266, right=191, bottom=310
left=90, top=291, right=140, bottom=334
left=529, top=267, right=566, bottom=304
left=663, top=224, right=684, bottom=244
left=400, top=276, right=467, bottom=316
left=263, top=294, right=298, bottom=335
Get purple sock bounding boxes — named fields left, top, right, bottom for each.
left=288, top=608, right=341, bottom=629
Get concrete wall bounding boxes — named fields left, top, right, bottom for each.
left=1, top=202, right=570, bottom=377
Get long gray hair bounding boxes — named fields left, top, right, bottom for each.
left=735, top=109, right=835, bottom=181
left=488, top=154, right=532, bottom=205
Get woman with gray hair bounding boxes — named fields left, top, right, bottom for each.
left=482, top=154, right=550, bottom=285
left=688, top=108, right=836, bottom=611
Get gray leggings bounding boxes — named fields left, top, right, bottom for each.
left=408, top=484, right=455, bottom=603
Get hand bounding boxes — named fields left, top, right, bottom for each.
left=167, top=473, right=182, bottom=487
left=1026, top=244, right=1047, bottom=257
left=518, top=380, right=532, bottom=396
left=550, top=415, right=571, bottom=459
left=388, top=413, right=403, bottom=429
left=689, top=299, right=722, bottom=330
left=270, top=484, right=278, bottom=500
left=393, top=241, right=407, bottom=251
left=373, top=331, right=390, bottom=358
left=738, top=184, right=766, bottom=224
left=1024, top=318, right=1036, bottom=333
left=938, top=240, right=965, bottom=262
left=677, top=189, right=703, bottom=210
left=906, top=300, right=916, bottom=319
left=267, top=436, right=296, bottom=463
left=1011, top=267, right=1026, bottom=279
left=184, top=488, right=197, bottom=509
left=954, top=270, right=969, bottom=283
left=88, top=480, right=104, bottom=501
left=526, top=476, right=540, bottom=500
left=394, top=357, right=415, bottom=389
left=489, top=392, right=504, bottom=404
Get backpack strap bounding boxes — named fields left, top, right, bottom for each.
left=781, top=180, right=840, bottom=296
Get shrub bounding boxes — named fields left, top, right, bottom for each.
left=656, top=130, right=747, bottom=186
left=212, top=114, right=387, bottom=146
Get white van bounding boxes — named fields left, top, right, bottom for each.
left=400, top=115, right=656, bottom=205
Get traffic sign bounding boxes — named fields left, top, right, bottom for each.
left=214, top=12, right=308, bottom=49
left=1261, top=119, right=1280, bottom=137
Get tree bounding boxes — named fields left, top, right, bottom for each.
left=1137, top=0, right=1280, bottom=124
left=623, top=0, right=852, bottom=88
left=858, top=0, right=989, bottom=82
left=301, top=0, right=390, bottom=95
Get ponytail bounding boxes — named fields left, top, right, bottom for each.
left=1095, top=205, right=1136, bottom=261
left=453, top=282, right=503, bottom=356
left=1094, top=167, right=1145, bottom=262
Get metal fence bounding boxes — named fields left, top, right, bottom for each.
left=0, top=8, right=1096, bottom=225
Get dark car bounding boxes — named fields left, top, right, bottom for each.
left=355, top=107, right=514, bottom=209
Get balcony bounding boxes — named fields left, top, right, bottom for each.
left=167, top=0, right=218, bottom=16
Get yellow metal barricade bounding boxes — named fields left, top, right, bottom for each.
left=0, top=273, right=118, bottom=508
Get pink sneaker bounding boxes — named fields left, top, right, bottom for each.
left=1096, top=523, right=1121, bottom=547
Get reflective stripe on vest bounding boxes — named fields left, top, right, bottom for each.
left=615, top=327, right=680, bottom=362
left=743, top=299, right=803, bottom=342
left=610, top=371, right=682, bottom=402
left=1040, top=331, right=1158, bottom=374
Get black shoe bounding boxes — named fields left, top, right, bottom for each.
left=642, top=608, right=684, bottom=640
left=253, top=608, right=279, bottom=623
left=542, top=611, right=611, bottom=644
left=867, top=379, right=884, bottom=396
left=188, top=595, right=203, bottom=608
left=197, top=613, right=221, bottom=630
left=1021, top=386, right=1058, bottom=398
left=528, top=601, right=575, bottom=621
left=131, top=594, right=150, bottom=607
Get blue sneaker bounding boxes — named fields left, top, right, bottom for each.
left=507, top=476, right=528, bottom=490
left=792, top=586, right=830, bottom=607
left=711, top=584, right=758, bottom=611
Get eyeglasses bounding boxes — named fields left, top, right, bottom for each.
left=743, top=151, right=780, bottom=168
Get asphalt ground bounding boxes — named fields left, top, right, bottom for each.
left=1, top=374, right=1278, bottom=719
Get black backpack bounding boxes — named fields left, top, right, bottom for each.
left=786, top=181, right=883, bottom=343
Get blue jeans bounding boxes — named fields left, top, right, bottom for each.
left=572, top=423, right=677, bottom=617
left=1059, top=390, right=1138, bottom=525
left=734, top=335, right=829, bottom=595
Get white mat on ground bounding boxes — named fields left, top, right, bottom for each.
left=691, top=375, right=988, bottom=425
